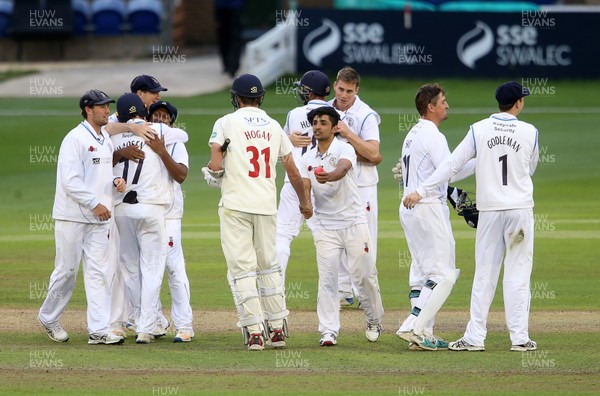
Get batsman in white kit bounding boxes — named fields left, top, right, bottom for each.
left=111, top=93, right=187, bottom=344
left=404, top=81, right=539, bottom=352
left=395, top=84, right=475, bottom=350
left=300, top=106, right=384, bottom=346
left=276, top=70, right=334, bottom=280
left=39, top=89, right=127, bottom=345
left=207, top=74, right=312, bottom=350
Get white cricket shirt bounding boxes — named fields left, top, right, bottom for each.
left=165, top=142, right=189, bottom=220
left=52, top=120, right=115, bottom=223
left=418, top=113, right=539, bottom=211
left=300, top=138, right=366, bottom=230
left=209, top=107, right=293, bottom=215
left=328, top=95, right=381, bottom=187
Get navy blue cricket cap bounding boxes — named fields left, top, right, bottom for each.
left=79, top=89, right=114, bottom=110
left=297, top=70, right=331, bottom=97
left=130, top=74, right=168, bottom=93
left=148, top=100, right=178, bottom=123
left=495, top=81, right=530, bottom=106
left=116, top=93, right=148, bottom=123
left=231, top=74, right=265, bottom=98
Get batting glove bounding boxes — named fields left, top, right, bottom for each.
left=201, top=167, right=222, bottom=189
left=392, top=158, right=403, bottom=182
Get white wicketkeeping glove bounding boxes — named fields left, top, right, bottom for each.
left=201, top=167, right=222, bottom=189
left=392, top=158, right=403, bottom=182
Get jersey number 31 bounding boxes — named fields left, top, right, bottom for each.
left=247, top=146, right=271, bottom=178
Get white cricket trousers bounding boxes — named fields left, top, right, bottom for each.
left=400, top=203, right=456, bottom=287
left=114, top=203, right=167, bottom=334
left=219, top=207, right=286, bottom=333
left=338, top=185, right=378, bottom=298
left=108, top=220, right=129, bottom=327
left=39, top=220, right=112, bottom=334
left=464, top=209, right=534, bottom=346
left=163, top=218, right=193, bottom=331
left=314, top=223, right=384, bottom=336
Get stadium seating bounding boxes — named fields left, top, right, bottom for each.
left=438, top=1, right=540, bottom=12
left=127, top=0, right=162, bottom=34
left=72, top=0, right=90, bottom=36
left=91, top=0, right=126, bottom=35
left=0, top=0, right=13, bottom=37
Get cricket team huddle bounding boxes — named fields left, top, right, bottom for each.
left=39, top=66, right=540, bottom=352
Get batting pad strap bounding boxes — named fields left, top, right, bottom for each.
left=263, top=309, right=289, bottom=322
left=424, top=279, right=438, bottom=290
left=409, top=289, right=421, bottom=300
left=411, top=307, right=421, bottom=317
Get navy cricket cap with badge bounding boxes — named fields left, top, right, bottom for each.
left=495, top=81, right=530, bottom=106
left=130, top=75, right=168, bottom=93
left=148, top=101, right=178, bottom=123
left=231, top=74, right=265, bottom=98
left=79, top=89, right=115, bottom=110
left=116, top=93, right=148, bottom=123
left=297, top=70, right=331, bottom=97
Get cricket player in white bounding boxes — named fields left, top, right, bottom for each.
left=111, top=93, right=187, bottom=344
left=277, top=70, right=332, bottom=280
left=404, top=81, right=539, bottom=352
left=39, top=89, right=126, bottom=345
left=208, top=74, right=312, bottom=350
left=395, top=84, right=475, bottom=350
left=329, top=66, right=382, bottom=306
left=300, top=106, right=384, bottom=346
left=148, top=101, right=194, bottom=343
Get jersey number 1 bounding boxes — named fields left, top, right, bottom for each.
left=402, top=155, right=410, bottom=187
left=247, top=146, right=271, bottom=178
left=499, top=154, right=508, bottom=186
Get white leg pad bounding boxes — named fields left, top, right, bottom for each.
left=257, top=267, right=288, bottom=326
left=230, top=273, right=263, bottom=328
left=413, top=269, right=460, bottom=334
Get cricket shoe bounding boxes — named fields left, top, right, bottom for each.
left=319, top=332, right=337, bottom=346
left=270, top=329, right=286, bottom=348
left=365, top=323, right=381, bottom=342
left=511, top=340, right=537, bottom=352
left=110, top=323, right=127, bottom=339
left=125, top=320, right=137, bottom=333
left=152, top=320, right=170, bottom=338
left=425, top=332, right=449, bottom=349
left=339, top=293, right=354, bottom=306
left=173, top=329, right=194, bottom=343
left=247, top=333, right=264, bottom=351
left=39, top=317, right=69, bottom=343
left=448, top=338, right=485, bottom=352
left=135, top=332, right=155, bottom=344
left=408, top=342, right=423, bottom=351
left=397, top=330, right=437, bottom=350
left=88, top=332, right=125, bottom=345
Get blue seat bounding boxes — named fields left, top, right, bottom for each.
left=91, top=0, right=125, bottom=35
left=72, top=0, right=90, bottom=36
left=439, top=1, right=539, bottom=12
left=127, top=0, right=162, bottom=34
left=0, top=0, right=13, bottom=38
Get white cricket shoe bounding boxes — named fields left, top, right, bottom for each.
left=39, top=317, right=69, bottom=342
left=511, top=340, right=537, bottom=352
left=136, top=332, right=155, bottom=344
left=88, top=332, right=125, bottom=345
left=152, top=320, right=170, bottom=338
left=319, top=332, right=337, bottom=346
left=449, top=338, right=485, bottom=352
left=173, top=329, right=194, bottom=343
left=110, top=323, right=127, bottom=339
left=366, top=323, right=381, bottom=342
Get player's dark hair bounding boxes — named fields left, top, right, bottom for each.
left=81, top=109, right=87, bottom=119
left=415, top=83, right=445, bottom=116
left=307, top=106, right=340, bottom=127
left=336, top=66, right=360, bottom=87
left=498, top=102, right=515, bottom=112
left=237, top=95, right=262, bottom=107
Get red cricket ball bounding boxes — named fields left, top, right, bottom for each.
left=314, top=166, right=325, bottom=175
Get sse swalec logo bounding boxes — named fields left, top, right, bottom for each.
left=303, top=18, right=341, bottom=67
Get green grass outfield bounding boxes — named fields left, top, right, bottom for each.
left=0, top=78, right=599, bottom=395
